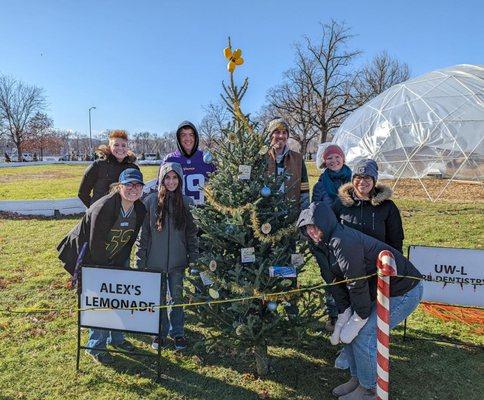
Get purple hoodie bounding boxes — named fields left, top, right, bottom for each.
left=163, top=121, right=215, bottom=205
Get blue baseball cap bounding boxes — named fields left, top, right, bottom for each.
left=119, top=168, right=144, bottom=185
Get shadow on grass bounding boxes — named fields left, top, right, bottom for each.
left=77, top=341, right=260, bottom=400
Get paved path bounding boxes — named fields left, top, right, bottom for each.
left=0, top=198, right=85, bottom=216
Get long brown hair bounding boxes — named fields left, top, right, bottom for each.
left=155, top=174, right=187, bottom=231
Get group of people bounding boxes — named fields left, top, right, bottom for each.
left=59, top=123, right=211, bottom=357
left=299, top=146, right=422, bottom=400
left=57, top=117, right=423, bottom=400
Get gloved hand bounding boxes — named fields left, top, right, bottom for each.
left=340, top=312, right=369, bottom=344
left=330, top=307, right=352, bottom=345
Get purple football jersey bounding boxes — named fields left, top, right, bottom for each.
left=163, top=150, right=215, bottom=205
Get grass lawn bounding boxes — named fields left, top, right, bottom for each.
left=0, top=164, right=160, bottom=200
left=0, top=194, right=483, bottom=399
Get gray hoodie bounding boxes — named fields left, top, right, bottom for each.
left=136, top=162, right=198, bottom=272
left=297, top=202, right=421, bottom=319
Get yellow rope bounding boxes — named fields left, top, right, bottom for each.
left=2, top=274, right=481, bottom=315
left=0, top=274, right=376, bottom=315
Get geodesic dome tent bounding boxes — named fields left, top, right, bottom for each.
left=333, top=64, right=484, bottom=191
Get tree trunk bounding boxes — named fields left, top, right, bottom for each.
left=254, top=342, right=269, bottom=376
left=319, top=129, right=328, bottom=144
left=16, top=142, right=22, bottom=162
left=301, top=140, right=308, bottom=159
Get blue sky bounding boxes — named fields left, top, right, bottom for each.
left=1, top=0, right=482, bottom=137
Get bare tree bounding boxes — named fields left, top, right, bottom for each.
left=0, top=75, right=46, bottom=161
left=199, top=102, right=230, bottom=148
left=157, top=131, right=177, bottom=155
left=356, top=51, right=410, bottom=103
left=132, top=131, right=153, bottom=154
left=266, top=21, right=362, bottom=145
left=264, top=65, right=320, bottom=155
left=23, top=112, right=53, bottom=160
left=297, top=20, right=361, bottom=143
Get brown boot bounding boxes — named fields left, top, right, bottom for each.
left=338, top=385, right=376, bottom=400
left=332, top=377, right=359, bottom=396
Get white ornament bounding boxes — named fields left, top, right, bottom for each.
left=238, top=165, right=252, bottom=180
left=261, top=223, right=272, bottom=234
left=241, top=247, right=255, bottom=263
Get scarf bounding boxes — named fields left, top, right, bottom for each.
left=322, top=164, right=352, bottom=202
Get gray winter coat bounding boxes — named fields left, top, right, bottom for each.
left=297, top=202, right=422, bottom=319
left=135, top=163, right=198, bottom=272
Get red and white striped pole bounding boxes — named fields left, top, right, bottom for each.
left=376, top=250, right=397, bottom=400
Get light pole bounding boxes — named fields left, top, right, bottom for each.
left=88, top=106, right=96, bottom=155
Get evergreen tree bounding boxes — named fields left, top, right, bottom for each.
left=188, top=40, right=318, bottom=376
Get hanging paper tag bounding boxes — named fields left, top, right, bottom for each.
left=238, top=165, right=252, bottom=180
left=199, top=271, right=214, bottom=286
left=269, top=266, right=297, bottom=278
left=241, top=247, right=255, bottom=263
left=291, top=254, right=304, bottom=267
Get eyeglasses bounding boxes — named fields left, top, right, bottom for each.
left=353, top=175, right=373, bottom=182
left=123, top=182, right=143, bottom=189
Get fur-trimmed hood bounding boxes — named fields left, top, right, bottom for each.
left=338, top=182, right=393, bottom=207
left=95, top=145, right=137, bottom=163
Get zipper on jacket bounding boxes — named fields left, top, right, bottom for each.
left=372, top=212, right=375, bottom=230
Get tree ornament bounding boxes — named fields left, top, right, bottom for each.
left=235, top=324, right=248, bottom=336
left=261, top=223, right=272, bottom=234
left=200, top=271, right=214, bottom=286
left=258, top=145, right=269, bottom=155
left=291, top=253, right=304, bottom=267
left=209, top=288, right=220, bottom=299
left=203, top=150, right=213, bottom=164
left=241, top=247, right=256, bottom=263
left=238, top=165, right=252, bottom=180
left=227, top=132, right=237, bottom=143
left=224, top=47, right=244, bottom=73
left=190, top=268, right=199, bottom=275
left=209, top=260, right=217, bottom=272
left=260, top=185, right=271, bottom=198
left=267, top=301, right=278, bottom=312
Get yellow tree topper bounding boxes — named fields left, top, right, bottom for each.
left=224, top=46, right=244, bottom=73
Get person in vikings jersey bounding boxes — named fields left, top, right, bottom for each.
left=162, top=121, right=215, bottom=206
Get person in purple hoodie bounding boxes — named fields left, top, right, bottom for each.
left=163, top=121, right=215, bottom=206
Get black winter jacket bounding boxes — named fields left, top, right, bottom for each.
left=57, top=192, right=146, bottom=274
left=332, top=183, right=404, bottom=253
left=297, top=202, right=421, bottom=319
left=78, top=152, right=139, bottom=207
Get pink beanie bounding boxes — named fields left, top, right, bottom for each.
left=322, top=145, right=345, bottom=166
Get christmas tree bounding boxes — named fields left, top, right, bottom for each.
left=188, top=39, right=318, bottom=376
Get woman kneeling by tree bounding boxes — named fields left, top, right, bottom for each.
left=297, top=202, right=423, bottom=400
left=58, top=168, right=146, bottom=364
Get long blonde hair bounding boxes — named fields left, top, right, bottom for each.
left=109, top=182, right=122, bottom=194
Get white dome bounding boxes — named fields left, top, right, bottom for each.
left=333, top=64, right=484, bottom=181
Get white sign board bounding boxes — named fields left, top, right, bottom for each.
left=80, top=266, right=162, bottom=334
left=409, top=246, right=483, bottom=307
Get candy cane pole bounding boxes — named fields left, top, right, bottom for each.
left=376, top=250, right=397, bottom=400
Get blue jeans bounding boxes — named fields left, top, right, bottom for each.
left=345, top=282, right=423, bottom=389
left=161, top=270, right=185, bottom=338
left=86, top=329, right=125, bottom=355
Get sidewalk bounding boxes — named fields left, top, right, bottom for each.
left=0, top=198, right=85, bottom=216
